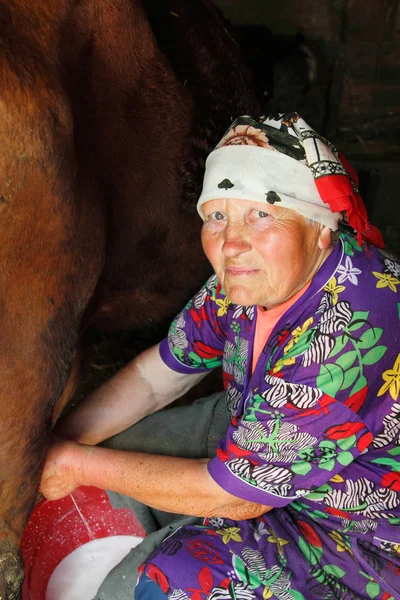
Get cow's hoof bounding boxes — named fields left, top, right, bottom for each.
left=0, top=539, right=24, bottom=600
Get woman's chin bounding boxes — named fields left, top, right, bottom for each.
left=226, top=287, right=259, bottom=307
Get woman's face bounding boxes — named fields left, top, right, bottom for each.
left=201, top=198, right=332, bottom=308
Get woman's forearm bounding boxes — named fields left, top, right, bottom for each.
left=41, top=440, right=272, bottom=520
left=55, top=360, right=157, bottom=444
left=55, top=344, right=206, bottom=445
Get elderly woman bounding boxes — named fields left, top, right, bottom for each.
left=41, top=114, right=400, bottom=600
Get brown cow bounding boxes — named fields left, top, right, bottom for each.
left=0, top=0, right=260, bottom=597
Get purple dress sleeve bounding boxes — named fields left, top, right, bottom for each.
left=207, top=383, right=373, bottom=507
left=159, top=274, right=230, bottom=374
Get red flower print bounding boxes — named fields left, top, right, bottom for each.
left=223, top=372, right=234, bottom=386
left=190, top=306, right=209, bottom=328
left=272, top=371, right=284, bottom=379
left=357, top=432, right=373, bottom=451
left=219, top=578, right=231, bottom=589
left=382, top=472, right=400, bottom=492
left=217, top=447, right=229, bottom=462
left=216, top=440, right=252, bottom=462
left=388, top=561, right=400, bottom=575
left=325, top=421, right=365, bottom=439
left=229, top=442, right=254, bottom=458
left=193, top=340, right=224, bottom=359
left=187, top=540, right=224, bottom=564
left=289, top=395, right=335, bottom=418
left=344, top=386, right=368, bottom=413
left=324, top=506, right=351, bottom=519
left=297, top=520, right=322, bottom=548
left=188, top=566, right=215, bottom=600
left=277, top=328, right=290, bottom=346
left=147, top=564, right=170, bottom=594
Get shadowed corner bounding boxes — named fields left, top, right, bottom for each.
left=0, top=538, right=24, bottom=600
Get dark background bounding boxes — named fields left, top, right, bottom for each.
left=214, top=0, right=400, bottom=254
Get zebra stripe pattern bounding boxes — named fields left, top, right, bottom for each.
left=263, top=375, right=322, bottom=408
left=302, top=331, right=335, bottom=367
left=319, top=301, right=353, bottom=334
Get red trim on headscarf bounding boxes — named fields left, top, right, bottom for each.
left=315, top=155, right=385, bottom=248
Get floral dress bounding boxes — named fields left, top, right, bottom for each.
left=140, top=233, right=400, bottom=600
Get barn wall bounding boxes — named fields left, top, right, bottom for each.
left=213, top=0, right=400, bottom=253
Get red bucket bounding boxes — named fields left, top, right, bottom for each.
left=21, top=486, right=146, bottom=600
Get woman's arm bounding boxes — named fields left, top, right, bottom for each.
left=40, top=439, right=272, bottom=520
left=55, top=343, right=207, bottom=445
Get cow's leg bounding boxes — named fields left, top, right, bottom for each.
left=0, top=65, right=105, bottom=598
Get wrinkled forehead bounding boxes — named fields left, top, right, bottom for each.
left=200, top=196, right=306, bottom=221
left=201, top=196, right=271, bottom=211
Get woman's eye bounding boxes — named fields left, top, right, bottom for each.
left=255, top=210, right=269, bottom=218
left=209, top=211, right=225, bottom=221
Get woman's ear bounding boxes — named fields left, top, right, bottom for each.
left=318, top=226, right=332, bottom=249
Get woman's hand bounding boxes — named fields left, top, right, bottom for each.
left=40, top=437, right=84, bottom=500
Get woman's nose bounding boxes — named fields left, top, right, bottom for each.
left=222, top=224, right=252, bottom=257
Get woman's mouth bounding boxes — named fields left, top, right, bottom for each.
left=225, top=267, right=259, bottom=276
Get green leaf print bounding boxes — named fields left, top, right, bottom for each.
left=350, top=375, right=367, bottom=396
left=203, top=357, right=223, bottom=369
left=319, top=459, right=336, bottom=471
left=389, top=447, right=400, bottom=456
left=337, top=451, right=354, bottom=466
left=347, top=311, right=369, bottom=331
left=337, top=435, right=356, bottom=450
left=362, top=345, right=387, bottom=366
left=297, top=535, right=317, bottom=565
left=292, top=461, right=312, bottom=476
left=336, top=350, right=358, bottom=370
left=188, top=351, right=202, bottom=366
left=328, top=334, right=348, bottom=358
left=323, top=565, right=346, bottom=579
left=341, top=366, right=360, bottom=391
left=232, top=555, right=261, bottom=590
left=366, top=581, right=380, bottom=598
left=173, top=347, right=185, bottom=362
left=342, top=233, right=363, bottom=254
left=358, top=327, right=383, bottom=350
left=304, top=484, right=332, bottom=501
left=316, top=364, right=344, bottom=397
left=371, top=457, right=400, bottom=471
left=320, top=440, right=336, bottom=450
left=282, top=329, right=315, bottom=360
left=343, top=240, right=355, bottom=256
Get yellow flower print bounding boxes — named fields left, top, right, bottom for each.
left=215, top=296, right=230, bottom=316
left=271, top=356, right=296, bottom=374
left=372, top=271, right=400, bottom=293
left=283, top=317, right=314, bottom=355
left=263, top=588, right=273, bottom=599
left=328, top=531, right=353, bottom=555
left=389, top=542, right=400, bottom=555
left=215, top=527, right=242, bottom=544
left=324, top=276, right=346, bottom=305
left=267, top=529, right=289, bottom=555
left=377, top=353, right=400, bottom=401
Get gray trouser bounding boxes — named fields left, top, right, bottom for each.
left=93, top=391, right=229, bottom=600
